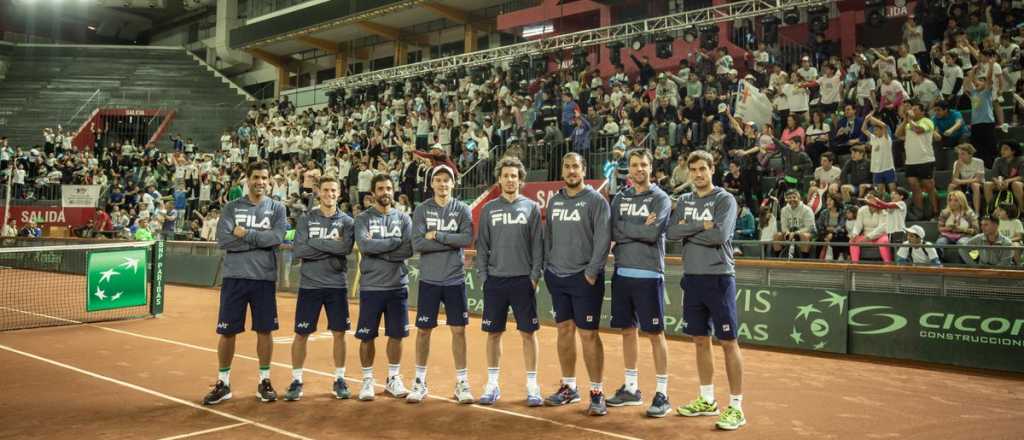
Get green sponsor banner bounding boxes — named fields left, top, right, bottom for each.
left=86, top=249, right=148, bottom=312
left=848, top=292, right=1024, bottom=373
left=407, top=264, right=847, bottom=354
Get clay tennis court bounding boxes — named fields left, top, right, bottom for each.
left=1, top=282, right=1022, bottom=440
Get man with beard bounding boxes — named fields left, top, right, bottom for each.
left=204, top=161, right=289, bottom=405
left=475, top=156, right=544, bottom=407
left=285, top=176, right=356, bottom=401
left=667, top=150, right=746, bottom=431
left=354, top=174, right=414, bottom=401
left=606, top=149, right=673, bottom=418
left=408, top=165, right=475, bottom=404
left=542, top=153, right=611, bottom=416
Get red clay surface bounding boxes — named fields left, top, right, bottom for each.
left=1, top=284, right=1022, bottom=440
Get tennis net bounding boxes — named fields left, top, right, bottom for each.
left=0, top=240, right=166, bottom=331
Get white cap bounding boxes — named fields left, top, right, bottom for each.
left=432, top=164, right=456, bottom=179
left=905, top=225, right=926, bottom=239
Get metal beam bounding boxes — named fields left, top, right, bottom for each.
left=355, top=20, right=430, bottom=46
left=325, top=0, right=838, bottom=90
left=245, top=48, right=290, bottom=68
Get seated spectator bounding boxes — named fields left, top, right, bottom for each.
left=18, top=220, right=42, bottom=238
left=670, top=155, right=692, bottom=195
left=722, top=160, right=742, bottom=197
left=734, top=201, right=757, bottom=241
left=840, top=145, right=873, bottom=203
left=984, top=142, right=1023, bottom=214
left=896, top=225, right=942, bottom=266
left=959, top=215, right=1016, bottom=266
left=932, top=100, right=969, bottom=152
left=867, top=188, right=909, bottom=241
left=995, top=203, right=1023, bottom=245
left=815, top=193, right=849, bottom=260
left=936, top=190, right=980, bottom=263
left=778, top=136, right=813, bottom=191
left=850, top=196, right=892, bottom=263
left=1, top=219, right=16, bottom=237
left=813, top=152, right=842, bottom=195
left=805, top=111, right=831, bottom=166
left=773, top=189, right=816, bottom=258
left=831, top=104, right=867, bottom=157
left=133, top=218, right=154, bottom=241
left=949, top=143, right=986, bottom=214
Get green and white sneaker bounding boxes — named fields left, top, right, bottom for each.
left=715, top=406, right=746, bottom=430
left=676, top=396, right=720, bottom=417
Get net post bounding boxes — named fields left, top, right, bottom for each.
left=150, top=240, right=166, bottom=317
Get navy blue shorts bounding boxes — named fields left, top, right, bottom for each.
left=610, top=274, right=665, bottom=333
left=681, top=274, right=738, bottom=340
left=216, top=278, right=279, bottom=335
left=872, top=169, right=896, bottom=185
left=355, top=288, right=409, bottom=340
left=482, top=276, right=539, bottom=333
left=416, top=281, right=469, bottom=329
left=544, top=270, right=604, bottom=330
left=294, top=287, right=350, bottom=334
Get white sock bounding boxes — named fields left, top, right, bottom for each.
left=624, top=369, right=639, bottom=393
left=335, top=367, right=346, bottom=380
left=700, top=384, right=715, bottom=403
left=455, top=368, right=468, bottom=383
left=591, top=382, right=603, bottom=392
left=730, top=394, right=743, bottom=410
left=218, top=368, right=230, bottom=386
left=292, top=368, right=303, bottom=383
left=526, top=371, right=538, bottom=389
left=258, top=366, right=270, bottom=382
left=362, top=367, right=373, bottom=380
left=487, top=367, right=500, bottom=386
left=655, top=374, right=668, bottom=395
left=388, top=363, right=400, bottom=378
left=563, top=376, right=577, bottom=390
left=415, top=365, right=427, bottom=383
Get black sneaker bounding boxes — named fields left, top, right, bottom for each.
left=587, top=390, right=608, bottom=416
left=258, top=378, right=277, bottom=402
left=544, top=384, right=581, bottom=406
left=202, top=380, right=232, bottom=405
left=646, top=392, right=671, bottom=418
left=606, top=385, right=642, bottom=407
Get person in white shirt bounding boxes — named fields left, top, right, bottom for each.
left=813, top=152, right=842, bottom=194
left=862, top=111, right=896, bottom=194
left=895, top=45, right=919, bottom=82
left=1, top=219, right=16, bottom=237
left=949, top=143, right=985, bottom=213
left=903, top=15, right=927, bottom=62
left=910, top=70, right=940, bottom=110
left=774, top=189, right=817, bottom=258
left=940, top=53, right=965, bottom=99
left=815, top=64, right=843, bottom=114
left=797, top=56, right=818, bottom=82
left=896, top=224, right=941, bottom=265
left=220, top=130, right=232, bottom=153
left=784, top=72, right=810, bottom=116
left=849, top=199, right=892, bottom=263
left=896, top=102, right=939, bottom=220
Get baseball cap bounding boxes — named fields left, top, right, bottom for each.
left=432, top=164, right=456, bottom=179
left=905, top=225, right=926, bottom=239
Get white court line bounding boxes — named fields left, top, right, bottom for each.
left=156, top=422, right=250, bottom=440
left=1, top=306, right=643, bottom=440
left=0, top=342, right=312, bottom=440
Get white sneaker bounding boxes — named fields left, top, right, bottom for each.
left=526, top=384, right=543, bottom=407
left=386, top=375, right=409, bottom=398
left=358, top=378, right=376, bottom=401
left=454, top=380, right=475, bottom=404
left=406, top=378, right=428, bottom=403
left=1001, top=123, right=1010, bottom=133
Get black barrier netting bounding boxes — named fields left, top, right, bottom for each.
left=0, top=242, right=154, bottom=331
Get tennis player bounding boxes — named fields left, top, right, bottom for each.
left=204, top=161, right=288, bottom=405
left=667, top=150, right=746, bottom=430
left=285, top=176, right=355, bottom=401
left=408, top=164, right=475, bottom=404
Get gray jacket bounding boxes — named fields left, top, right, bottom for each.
left=610, top=184, right=671, bottom=273
left=667, top=186, right=738, bottom=275
left=355, top=206, right=413, bottom=291
left=217, top=196, right=288, bottom=281
left=293, top=208, right=355, bottom=290
left=959, top=233, right=1015, bottom=267
left=475, top=195, right=543, bottom=284
left=412, top=198, right=473, bottom=284
left=544, top=186, right=611, bottom=278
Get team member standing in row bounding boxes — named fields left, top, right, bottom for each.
left=668, top=150, right=746, bottom=430
left=475, top=157, right=545, bottom=406
left=205, top=161, right=288, bottom=405
left=286, top=176, right=355, bottom=401
left=542, top=152, right=611, bottom=416
left=409, top=165, right=475, bottom=404
left=354, top=174, right=414, bottom=401
left=607, top=149, right=673, bottom=417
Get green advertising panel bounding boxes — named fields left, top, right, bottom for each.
left=849, top=292, right=1024, bottom=373
left=406, top=265, right=847, bottom=354
left=86, top=249, right=148, bottom=312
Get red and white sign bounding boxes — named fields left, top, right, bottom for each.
left=0, top=205, right=97, bottom=227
